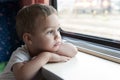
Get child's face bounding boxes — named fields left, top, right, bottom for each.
left=31, top=14, right=62, bottom=52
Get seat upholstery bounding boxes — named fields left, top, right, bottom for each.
left=0, top=1, right=22, bottom=62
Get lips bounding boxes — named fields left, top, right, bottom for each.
left=54, top=42, right=61, bottom=47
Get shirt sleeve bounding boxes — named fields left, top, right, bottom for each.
left=4, top=46, right=30, bottom=72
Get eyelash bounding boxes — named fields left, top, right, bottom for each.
left=47, top=28, right=60, bottom=34
left=47, top=30, right=54, bottom=34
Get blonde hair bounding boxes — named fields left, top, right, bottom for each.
left=16, top=4, right=57, bottom=40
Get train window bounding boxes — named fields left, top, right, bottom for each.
left=57, top=0, right=120, bottom=41
left=49, top=0, right=120, bottom=63
left=54, top=0, right=120, bottom=49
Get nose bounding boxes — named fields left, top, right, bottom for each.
left=54, top=31, right=61, bottom=41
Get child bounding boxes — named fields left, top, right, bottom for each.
left=0, top=4, right=77, bottom=80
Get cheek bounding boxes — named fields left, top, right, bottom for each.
left=32, top=35, right=56, bottom=51
left=43, top=38, right=54, bottom=46
left=39, top=37, right=54, bottom=47
left=39, top=39, right=55, bottom=51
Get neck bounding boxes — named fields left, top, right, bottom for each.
left=26, top=45, right=42, bottom=57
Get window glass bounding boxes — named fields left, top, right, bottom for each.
left=57, top=0, right=120, bottom=40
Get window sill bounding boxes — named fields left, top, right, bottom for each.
left=63, top=36, right=120, bottom=64
left=43, top=51, right=120, bottom=80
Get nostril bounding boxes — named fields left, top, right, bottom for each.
left=55, top=32, right=61, bottom=40
left=55, top=35, right=61, bottom=41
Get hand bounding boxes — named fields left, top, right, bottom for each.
left=48, top=52, right=71, bottom=63
left=57, top=42, right=78, bottom=57
left=32, top=52, right=70, bottom=63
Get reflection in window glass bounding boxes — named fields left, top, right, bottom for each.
left=57, top=0, right=120, bottom=40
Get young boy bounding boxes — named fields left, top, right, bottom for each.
left=0, top=4, right=77, bottom=80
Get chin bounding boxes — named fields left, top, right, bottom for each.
left=49, top=48, right=59, bottom=52
left=49, top=47, right=60, bottom=52
left=45, top=45, right=60, bottom=52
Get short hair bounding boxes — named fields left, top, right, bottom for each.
left=16, top=4, right=57, bottom=40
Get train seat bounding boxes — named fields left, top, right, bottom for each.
left=0, top=0, right=22, bottom=72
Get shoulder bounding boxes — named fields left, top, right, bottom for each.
left=5, top=45, right=31, bottom=70
left=11, top=45, right=31, bottom=61
left=0, top=45, right=31, bottom=79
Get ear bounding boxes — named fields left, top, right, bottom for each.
left=23, top=33, right=32, bottom=45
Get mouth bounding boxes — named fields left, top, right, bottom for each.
left=54, top=42, right=61, bottom=47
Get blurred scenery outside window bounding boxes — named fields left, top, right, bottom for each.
left=57, top=0, right=120, bottom=40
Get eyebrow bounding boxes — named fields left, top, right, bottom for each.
left=44, top=24, right=60, bottom=30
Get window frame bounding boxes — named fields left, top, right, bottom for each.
left=50, top=0, right=120, bottom=51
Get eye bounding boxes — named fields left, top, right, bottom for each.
left=47, top=30, right=54, bottom=34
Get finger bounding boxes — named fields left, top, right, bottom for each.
left=60, top=56, right=71, bottom=62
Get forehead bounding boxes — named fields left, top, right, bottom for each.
left=36, top=14, right=60, bottom=31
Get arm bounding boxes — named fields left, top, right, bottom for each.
left=57, top=42, right=78, bottom=58
left=13, top=52, right=70, bottom=80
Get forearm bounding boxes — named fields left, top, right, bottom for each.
left=13, top=51, right=70, bottom=80
left=13, top=52, right=50, bottom=80
left=57, top=42, right=78, bottom=57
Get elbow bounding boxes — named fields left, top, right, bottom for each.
left=69, top=46, right=78, bottom=58
left=74, top=47, right=78, bottom=55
